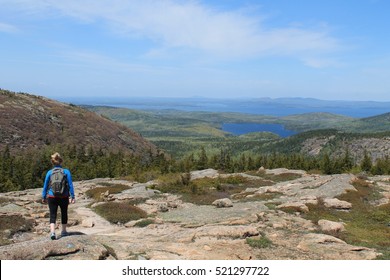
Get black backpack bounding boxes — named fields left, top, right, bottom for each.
left=49, top=168, right=69, bottom=197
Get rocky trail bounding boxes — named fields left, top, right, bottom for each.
left=1, top=168, right=389, bottom=260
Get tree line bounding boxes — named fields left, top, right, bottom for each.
left=175, top=147, right=390, bottom=176
left=1, top=145, right=390, bottom=193
left=0, top=145, right=166, bottom=192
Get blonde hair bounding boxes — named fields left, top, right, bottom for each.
left=51, top=152, right=63, bottom=165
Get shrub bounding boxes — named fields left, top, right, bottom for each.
left=94, top=202, right=147, bottom=224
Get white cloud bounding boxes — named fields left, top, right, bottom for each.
left=0, top=22, right=18, bottom=33
left=0, top=0, right=342, bottom=64
left=303, top=57, right=344, bottom=68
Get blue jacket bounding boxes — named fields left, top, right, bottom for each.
left=42, top=166, right=75, bottom=199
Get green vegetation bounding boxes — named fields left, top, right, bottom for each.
left=246, top=234, right=273, bottom=249
left=94, top=202, right=147, bottom=224
left=0, top=215, right=35, bottom=246
left=150, top=172, right=298, bottom=205
left=1, top=92, right=390, bottom=194
left=134, top=219, right=155, bottom=227
left=86, top=106, right=390, bottom=159
left=2, top=142, right=390, bottom=194
left=151, top=174, right=252, bottom=205
left=84, top=181, right=150, bottom=225
left=0, top=144, right=168, bottom=193
left=303, top=178, right=390, bottom=259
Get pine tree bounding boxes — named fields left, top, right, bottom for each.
left=341, top=148, right=353, bottom=172
left=360, top=150, right=373, bottom=172
left=321, top=153, right=333, bottom=174
left=197, top=147, right=208, bottom=170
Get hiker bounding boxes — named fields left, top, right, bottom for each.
left=42, top=152, right=75, bottom=240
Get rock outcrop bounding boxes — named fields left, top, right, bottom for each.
left=0, top=235, right=114, bottom=260
left=0, top=168, right=387, bottom=260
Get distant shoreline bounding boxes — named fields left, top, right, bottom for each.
left=66, top=96, right=390, bottom=118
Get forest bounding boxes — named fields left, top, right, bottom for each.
left=1, top=143, right=389, bottom=193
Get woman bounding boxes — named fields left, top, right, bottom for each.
left=42, top=152, right=75, bottom=240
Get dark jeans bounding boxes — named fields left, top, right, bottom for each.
left=48, top=197, right=69, bottom=224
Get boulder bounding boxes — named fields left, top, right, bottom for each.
left=318, top=219, right=345, bottom=233
left=257, top=166, right=265, bottom=173
left=323, top=198, right=352, bottom=209
left=0, top=203, right=28, bottom=214
left=300, top=195, right=318, bottom=205
left=212, top=198, right=233, bottom=208
left=81, top=218, right=95, bottom=228
left=190, top=169, right=219, bottom=180
left=276, top=202, right=309, bottom=213
left=158, top=203, right=169, bottom=212
left=297, top=233, right=379, bottom=260
left=265, top=168, right=306, bottom=175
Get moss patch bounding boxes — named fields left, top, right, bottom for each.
left=94, top=202, right=147, bottom=224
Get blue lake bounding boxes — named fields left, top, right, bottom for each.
left=222, top=123, right=297, bottom=138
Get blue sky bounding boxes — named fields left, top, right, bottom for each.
left=1, top=0, right=390, bottom=101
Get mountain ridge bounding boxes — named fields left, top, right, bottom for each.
left=0, top=89, right=157, bottom=156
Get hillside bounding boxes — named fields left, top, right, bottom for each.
left=85, top=106, right=390, bottom=162
left=266, top=129, right=390, bottom=163
left=280, top=112, right=354, bottom=131
left=0, top=89, right=157, bottom=156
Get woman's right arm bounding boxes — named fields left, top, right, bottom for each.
left=42, top=170, right=51, bottom=203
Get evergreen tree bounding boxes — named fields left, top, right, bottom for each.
left=196, top=147, right=208, bottom=170
left=247, top=155, right=256, bottom=171
left=321, top=153, right=333, bottom=174
left=360, top=150, right=373, bottom=172
left=340, top=148, right=353, bottom=172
